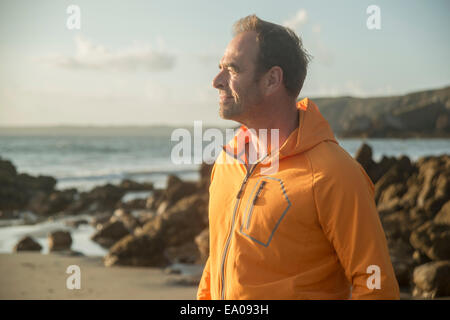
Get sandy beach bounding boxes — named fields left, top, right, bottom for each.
left=0, top=253, right=198, bottom=300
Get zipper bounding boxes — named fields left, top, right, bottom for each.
left=219, top=162, right=260, bottom=300
left=246, top=180, right=266, bottom=229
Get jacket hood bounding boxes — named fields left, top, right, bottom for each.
left=223, top=98, right=338, bottom=165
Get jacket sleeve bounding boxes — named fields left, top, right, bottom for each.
left=312, top=160, right=400, bottom=300
left=197, top=257, right=211, bottom=300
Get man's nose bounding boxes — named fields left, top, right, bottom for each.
left=212, top=70, right=226, bottom=90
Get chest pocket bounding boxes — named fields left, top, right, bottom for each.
left=239, top=177, right=291, bottom=247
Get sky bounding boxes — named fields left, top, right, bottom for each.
left=0, top=0, right=449, bottom=127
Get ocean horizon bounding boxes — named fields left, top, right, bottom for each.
left=1, top=127, right=449, bottom=192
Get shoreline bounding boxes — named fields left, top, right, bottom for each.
left=0, top=252, right=198, bottom=300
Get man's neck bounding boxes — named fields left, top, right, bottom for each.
left=241, top=100, right=300, bottom=155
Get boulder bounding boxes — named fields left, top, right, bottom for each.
left=65, top=184, right=125, bottom=215
left=13, top=236, right=42, bottom=252
left=28, top=189, right=76, bottom=216
left=109, top=208, right=139, bottom=231
left=355, top=143, right=380, bottom=184
left=104, top=233, right=169, bottom=267
left=412, top=261, right=450, bottom=299
left=91, top=220, right=130, bottom=248
left=434, top=200, right=450, bottom=225
left=374, top=156, right=415, bottom=204
left=410, top=221, right=450, bottom=261
left=164, top=175, right=199, bottom=207
left=48, top=230, right=72, bottom=252
left=104, top=194, right=208, bottom=267
left=119, top=179, right=153, bottom=191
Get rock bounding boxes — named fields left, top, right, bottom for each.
left=145, top=189, right=165, bottom=211
left=28, top=189, right=76, bottom=216
left=90, top=213, right=112, bottom=228
left=434, top=200, right=450, bottom=225
left=0, top=210, right=18, bottom=220
left=91, top=220, right=130, bottom=248
left=104, top=194, right=208, bottom=267
left=119, top=198, right=147, bottom=211
left=412, top=250, right=432, bottom=266
left=48, top=230, right=72, bottom=252
left=109, top=208, right=139, bottom=231
left=410, top=221, right=450, bottom=261
left=119, top=179, right=153, bottom=191
left=65, top=184, right=125, bottom=215
left=381, top=211, right=412, bottom=243
left=374, top=156, right=414, bottom=204
left=0, top=157, right=57, bottom=211
left=412, top=261, right=450, bottom=299
left=104, top=234, right=169, bottom=267
left=387, top=238, right=415, bottom=287
left=416, top=157, right=450, bottom=217
left=13, top=236, right=42, bottom=252
left=64, top=218, right=89, bottom=228
left=195, top=228, right=209, bottom=264
left=164, top=175, right=199, bottom=207
left=355, top=143, right=380, bottom=184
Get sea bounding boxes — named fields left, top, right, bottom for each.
left=0, top=127, right=449, bottom=256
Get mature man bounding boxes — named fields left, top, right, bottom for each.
left=197, top=15, right=399, bottom=300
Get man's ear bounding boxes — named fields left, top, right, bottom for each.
left=263, top=66, right=283, bottom=96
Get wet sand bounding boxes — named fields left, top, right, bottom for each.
left=0, top=253, right=198, bottom=300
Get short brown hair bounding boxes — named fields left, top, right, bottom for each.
left=232, top=14, right=311, bottom=98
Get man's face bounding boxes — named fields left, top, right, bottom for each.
left=212, top=31, right=263, bottom=121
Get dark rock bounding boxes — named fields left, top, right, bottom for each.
left=109, top=208, right=139, bottom=232
left=90, top=213, right=112, bottom=228
left=119, top=179, right=153, bottom=191
left=65, top=184, right=125, bottom=215
left=104, top=234, right=169, bottom=267
left=374, top=156, right=414, bottom=204
left=145, top=189, right=165, bottom=211
left=13, top=236, right=42, bottom=252
left=410, top=221, right=450, bottom=261
left=64, top=218, right=89, bottom=228
left=28, top=189, right=76, bottom=216
left=104, top=194, right=208, bottom=267
left=412, top=260, right=450, bottom=299
left=387, top=238, right=415, bottom=287
left=91, top=220, right=130, bottom=248
left=434, top=200, right=450, bottom=225
left=48, top=230, right=72, bottom=252
left=164, top=175, right=199, bottom=207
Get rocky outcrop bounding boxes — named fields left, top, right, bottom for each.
left=13, top=236, right=42, bottom=252
left=104, top=193, right=208, bottom=267
left=48, top=230, right=72, bottom=251
left=315, top=85, right=450, bottom=138
left=0, top=157, right=56, bottom=211
left=355, top=143, right=450, bottom=297
left=91, top=220, right=130, bottom=248
left=412, top=261, right=450, bottom=299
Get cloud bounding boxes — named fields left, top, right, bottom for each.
left=283, top=9, right=308, bottom=30
left=41, top=35, right=176, bottom=72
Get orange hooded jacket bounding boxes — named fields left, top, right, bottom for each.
left=197, top=98, right=400, bottom=300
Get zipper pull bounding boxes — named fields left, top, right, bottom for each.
left=252, top=181, right=266, bottom=204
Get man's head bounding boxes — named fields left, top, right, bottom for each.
left=213, top=14, right=311, bottom=123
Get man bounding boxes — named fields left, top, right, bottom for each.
left=197, top=14, right=399, bottom=300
